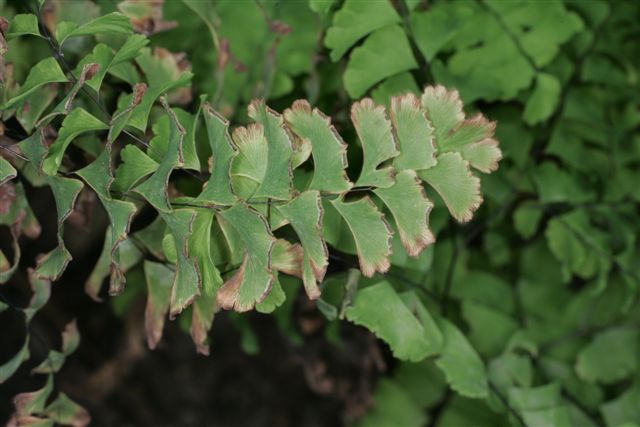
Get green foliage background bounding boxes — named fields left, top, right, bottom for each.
left=1, top=0, right=639, bottom=426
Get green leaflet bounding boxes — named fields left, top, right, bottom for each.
left=23, top=271, right=52, bottom=322
left=284, top=100, right=352, bottom=194
left=419, top=152, right=482, bottom=223
left=85, top=233, right=141, bottom=301
left=147, top=108, right=200, bottom=171
left=12, top=375, right=54, bottom=417
left=344, top=25, right=417, bottom=99
left=351, top=98, right=399, bottom=188
left=43, top=108, right=109, bottom=176
left=36, top=63, right=100, bottom=130
left=410, top=4, right=471, bottom=62
left=372, top=72, right=420, bottom=106
left=324, top=0, right=401, bottom=61
left=600, top=385, right=640, bottom=427
left=43, top=392, right=90, bottom=426
left=112, top=145, right=158, bottom=192
left=0, top=156, right=17, bottom=185
left=187, top=208, right=223, bottom=354
left=545, top=209, right=611, bottom=284
left=217, top=203, right=275, bottom=312
left=356, top=379, right=428, bottom=427
left=230, top=124, right=268, bottom=200
left=15, top=85, right=58, bottom=133
left=461, top=301, right=519, bottom=357
left=374, top=170, right=434, bottom=256
left=524, top=73, right=562, bottom=125
left=76, top=147, right=137, bottom=295
left=56, top=12, right=133, bottom=47
left=160, top=209, right=201, bottom=317
left=108, top=83, right=148, bottom=143
left=75, top=35, right=149, bottom=93
left=345, top=281, right=440, bottom=361
left=0, top=338, right=30, bottom=384
left=427, top=0, right=583, bottom=102
left=330, top=196, right=392, bottom=277
left=576, top=328, right=639, bottom=384
left=247, top=100, right=294, bottom=200
left=6, top=14, right=42, bottom=39
left=421, top=85, right=502, bottom=173
left=35, top=176, right=84, bottom=280
left=3, top=57, right=68, bottom=110
left=508, top=383, right=573, bottom=427
left=127, top=71, right=193, bottom=132
left=275, top=190, right=328, bottom=299
left=435, top=317, right=489, bottom=399
left=196, top=103, right=238, bottom=206
left=133, top=101, right=185, bottom=212
left=143, top=261, right=173, bottom=350
left=390, top=94, right=437, bottom=172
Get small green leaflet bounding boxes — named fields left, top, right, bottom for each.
left=6, top=14, right=42, bottom=39
left=419, top=152, right=482, bottom=223
left=374, top=170, right=434, bottom=256
left=345, top=281, right=440, bottom=361
left=35, top=176, right=84, bottom=280
left=56, top=12, right=133, bottom=47
left=76, top=146, right=137, bottom=295
left=421, top=85, right=502, bottom=173
left=217, top=203, right=275, bottom=312
left=325, top=0, right=400, bottom=61
left=248, top=100, right=294, bottom=200
left=330, top=197, right=392, bottom=277
left=160, top=209, right=201, bottom=317
left=284, top=100, right=352, bottom=194
left=434, top=317, right=489, bottom=399
left=576, top=328, right=639, bottom=384
left=3, top=57, right=68, bottom=110
left=344, top=25, right=417, bottom=99
left=75, top=35, right=149, bottom=93
left=524, top=73, right=562, bottom=125
left=276, top=191, right=328, bottom=299
left=144, top=261, right=174, bottom=349
left=229, top=124, right=268, bottom=200
left=133, top=101, right=185, bottom=212
left=196, top=103, right=238, bottom=206
left=0, top=157, right=17, bottom=185
left=390, top=93, right=437, bottom=172
left=43, top=108, right=109, bottom=176
left=351, top=98, right=399, bottom=188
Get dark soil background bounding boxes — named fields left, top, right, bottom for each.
left=0, top=182, right=388, bottom=427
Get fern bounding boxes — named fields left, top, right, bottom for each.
left=2, top=1, right=639, bottom=426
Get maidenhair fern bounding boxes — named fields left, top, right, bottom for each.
left=1, top=5, right=502, bottom=424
